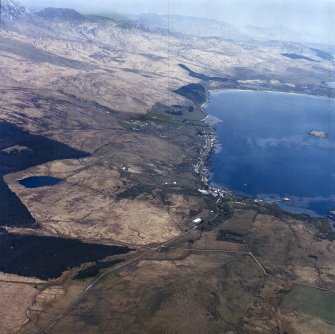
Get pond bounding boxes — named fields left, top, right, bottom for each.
left=206, top=90, right=335, bottom=217
left=18, top=176, right=63, bottom=188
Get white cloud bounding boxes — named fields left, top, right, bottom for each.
left=248, top=135, right=333, bottom=149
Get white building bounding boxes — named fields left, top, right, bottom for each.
left=192, top=218, right=202, bottom=225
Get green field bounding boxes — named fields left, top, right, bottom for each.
left=282, top=286, right=335, bottom=324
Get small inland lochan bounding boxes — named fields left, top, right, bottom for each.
left=0, top=121, right=89, bottom=228
left=18, top=176, right=63, bottom=188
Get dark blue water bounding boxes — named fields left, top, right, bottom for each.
left=207, top=90, right=335, bottom=217
left=19, top=176, right=62, bottom=188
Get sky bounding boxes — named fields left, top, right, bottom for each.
left=19, top=0, right=334, bottom=43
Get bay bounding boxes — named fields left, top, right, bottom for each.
left=206, top=90, right=335, bottom=217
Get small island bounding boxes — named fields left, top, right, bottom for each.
left=307, top=130, right=328, bottom=138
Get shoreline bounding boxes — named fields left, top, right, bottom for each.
left=194, top=91, right=213, bottom=184
left=194, top=92, right=233, bottom=201
left=195, top=87, right=334, bottom=223
left=210, top=87, right=335, bottom=100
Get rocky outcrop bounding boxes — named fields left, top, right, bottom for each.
left=1, top=0, right=29, bottom=24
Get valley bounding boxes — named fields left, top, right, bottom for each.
left=0, top=1, right=335, bottom=333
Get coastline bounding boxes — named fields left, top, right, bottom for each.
left=195, top=87, right=335, bottom=224
left=210, top=87, right=335, bottom=100
left=194, top=92, right=214, bottom=184
left=194, top=91, right=232, bottom=200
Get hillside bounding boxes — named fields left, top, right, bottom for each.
left=0, top=1, right=335, bottom=333
left=36, top=7, right=89, bottom=22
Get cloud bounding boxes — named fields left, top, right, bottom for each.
left=249, top=135, right=333, bottom=150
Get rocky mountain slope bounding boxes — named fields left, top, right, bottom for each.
left=1, top=0, right=29, bottom=23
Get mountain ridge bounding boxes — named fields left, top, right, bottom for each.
left=36, top=7, right=90, bottom=23
left=1, top=0, right=29, bottom=23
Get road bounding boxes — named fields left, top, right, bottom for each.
left=36, top=203, right=335, bottom=333
left=36, top=193, right=222, bottom=334
left=36, top=224, right=203, bottom=334
left=161, top=244, right=271, bottom=276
